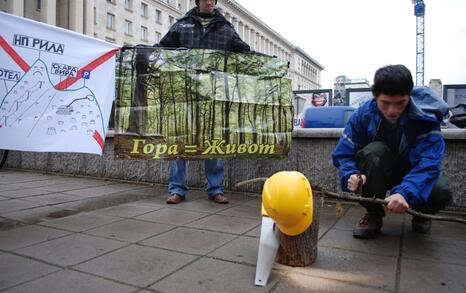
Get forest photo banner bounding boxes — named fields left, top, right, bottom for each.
left=114, top=47, right=293, bottom=160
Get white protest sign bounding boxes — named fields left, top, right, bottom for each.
left=0, top=12, right=120, bottom=155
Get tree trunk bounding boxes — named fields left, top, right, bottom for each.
left=275, top=194, right=321, bottom=266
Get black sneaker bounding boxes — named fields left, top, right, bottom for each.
left=412, top=216, right=432, bottom=234
left=353, top=213, right=383, bottom=239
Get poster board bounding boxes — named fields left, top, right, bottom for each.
left=114, top=47, right=293, bottom=160
left=292, top=89, right=332, bottom=128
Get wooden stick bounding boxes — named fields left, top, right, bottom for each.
left=314, top=188, right=466, bottom=225
left=234, top=178, right=466, bottom=224
left=234, top=177, right=268, bottom=187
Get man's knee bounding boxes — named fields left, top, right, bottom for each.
left=429, top=176, right=452, bottom=208
left=356, top=142, right=392, bottom=167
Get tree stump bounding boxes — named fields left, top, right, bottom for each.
left=275, top=193, right=322, bottom=266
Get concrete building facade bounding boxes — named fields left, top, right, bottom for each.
left=1, top=0, right=323, bottom=89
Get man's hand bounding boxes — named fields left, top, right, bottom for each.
left=385, top=193, right=409, bottom=214
left=347, top=173, right=366, bottom=192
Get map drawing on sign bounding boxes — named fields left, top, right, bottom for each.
left=0, top=59, right=104, bottom=141
left=0, top=11, right=118, bottom=154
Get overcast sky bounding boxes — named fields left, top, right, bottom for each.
left=234, top=0, right=466, bottom=89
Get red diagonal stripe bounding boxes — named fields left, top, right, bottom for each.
left=55, top=48, right=119, bottom=90
left=0, top=35, right=30, bottom=72
left=93, top=130, right=105, bottom=150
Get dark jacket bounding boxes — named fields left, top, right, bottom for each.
left=332, top=87, right=449, bottom=205
left=157, top=8, right=250, bottom=53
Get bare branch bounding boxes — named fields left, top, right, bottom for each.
left=234, top=177, right=466, bottom=224
left=314, top=187, right=466, bottom=225
left=235, top=177, right=268, bottom=188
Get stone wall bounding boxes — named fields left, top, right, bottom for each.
left=4, top=129, right=466, bottom=208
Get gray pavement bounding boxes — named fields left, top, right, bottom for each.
left=0, top=169, right=465, bottom=293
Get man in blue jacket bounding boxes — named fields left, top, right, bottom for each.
left=332, top=64, right=452, bottom=239
left=158, top=0, right=250, bottom=204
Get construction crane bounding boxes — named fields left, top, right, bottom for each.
left=412, top=0, right=425, bottom=86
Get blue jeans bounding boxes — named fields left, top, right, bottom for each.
left=168, top=160, right=224, bottom=197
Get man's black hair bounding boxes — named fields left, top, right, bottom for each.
left=195, top=0, right=218, bottom=5
left=371, top=64, right=414, bottom=97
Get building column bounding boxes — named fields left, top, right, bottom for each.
left=42, top=0, right=56, bottom=25
left=243, top=25, right=249, bottom=43
left=260, top=36, right=264, bottom=53
left=7, top=0, right=24, bottom=17
left=69, top=0, right=84, bottom=33
left=231, top=17, right=237, bottom=31
left=256, top=32, right=260, bottom=51
left=238, top=22, right=243, bottom=39
left=250, top=29, right=255, bottom=50
left=84, top=0, right=94, bottom=36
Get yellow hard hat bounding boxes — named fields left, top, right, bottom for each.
left=261, top=171, right=313, bottom=236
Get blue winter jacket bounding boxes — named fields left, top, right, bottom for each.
left=332, top=87, right=449, bottom=205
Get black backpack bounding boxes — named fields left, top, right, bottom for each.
left=449, top=104, right=466, bottom=128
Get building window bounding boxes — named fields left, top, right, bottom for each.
left=124, top=20, right=133, bottom=36
left=106, top=13, right=115, bottom=30
left=125, top=0, right=132, bottom=10
left=36, top=0, right=41, bottom=11
left=107, top=0, right=116, bottom=4
left=141, top=26, right=148, bottom=41
left=168, top=16, right=174, bottom=27
left=155, top=31, right=162, bottom=43
left=141, top=2, right=148, bottom=17
left=93, top=7, right=97, bottom=24
left=155, top=9, right=162, bottom=24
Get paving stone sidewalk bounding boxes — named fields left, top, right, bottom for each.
left=0, top=169, right=465, bottom=293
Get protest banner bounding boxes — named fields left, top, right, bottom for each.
left=0, top=12, right=119, bottom=155
left=114, top=47, right=293, bottom=160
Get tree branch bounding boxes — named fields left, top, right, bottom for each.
left=234, top=177, right=268, bottom=187
left=313, top=187, right=466, bottom=225
left=233, top=178, right=466, bottom=224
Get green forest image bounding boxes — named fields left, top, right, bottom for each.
left=114, top=47, right=293, bottom=160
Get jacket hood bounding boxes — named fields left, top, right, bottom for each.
left=409, top=86, right=449, bottom=123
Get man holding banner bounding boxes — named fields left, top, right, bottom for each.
left=157, top=0, right=250, bottom=204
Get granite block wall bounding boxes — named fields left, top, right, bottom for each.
left=3, top=130, right=465, bottom=207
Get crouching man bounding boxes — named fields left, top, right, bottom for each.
left=332, top=64, right=452, bottom=239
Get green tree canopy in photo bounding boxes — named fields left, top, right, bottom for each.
left=114, top=47, right=293, bottom=160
